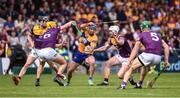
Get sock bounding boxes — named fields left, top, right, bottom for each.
left=121, top=81, right=127, bottom=87
left=103, top=78, right=109, bottom=84
left=18, top=76, right=21, bottom=80
left=36, top=78, right=40, bottom=82
left=129, top=76, right=133, bottom=81
left=89, top=77, right=92, bottom=80
left=129, top=77, right=136, bottom=85
left=56, top=74, right=61, bottom=78
left=137, top=80, right=143, bottom=87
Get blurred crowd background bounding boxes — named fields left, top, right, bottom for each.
left=0, top=0, right=179, bottom=63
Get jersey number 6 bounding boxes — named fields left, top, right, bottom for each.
left=43, top=34, right=51, bottom=39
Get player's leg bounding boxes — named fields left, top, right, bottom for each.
left=121, top=57, right=143, bottom=89
left=35, top=60, right=58, bottom=86
left=135, top=66, right=147, bottom=88
left=85, top=55, right=96, bottom=86
left=12, top=55, right=36, bottom=85
left=35, top=61, right=45, bottom=86
left=66, top=61, right=79, bottom=85
left=97, top=56, right=121, bottom=86
left=117, top=64, right=136, bottom=85
left=48, top=61, right=58, bottom=73
left=53, top=55, right=67, bottom=86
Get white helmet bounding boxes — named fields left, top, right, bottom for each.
left=109, top=25, right=119, bottom=35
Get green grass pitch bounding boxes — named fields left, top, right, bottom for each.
left=0, top=73, right=180, bottom=97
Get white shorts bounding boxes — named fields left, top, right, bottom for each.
left=29, top=48, right=58, bottom=61
left=138, top=52, right=161, bottom=66
left=115, top=55, right=129, bottom=65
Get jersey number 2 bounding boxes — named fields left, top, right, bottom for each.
left=150, top=32, right=159, bottom=41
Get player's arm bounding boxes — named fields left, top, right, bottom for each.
left=127, top=41, right=141, bottom=63
left=55, top=41, right=67, bottom=48
left=60, top=21, right=74, bottom=30
left=94, top=43, right=111, bottom=52
left=27, top=31, right=34, bottom=48
left=79, top=22, right=94, bottom=29
left=117, top=37, right=125, bottom=45
left=0, top=43, right=5, bottom=56
left=162, top=40, right=169, bottom=68
left=94, top=38, right=111, bottom=52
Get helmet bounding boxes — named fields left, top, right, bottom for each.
left=140, top=21, right=151, bottom=30
left=109, top=25, right=119, bottom=35
left=89, top=24, right=96, bottom=30
left=39, top=16, right=49, bottom=22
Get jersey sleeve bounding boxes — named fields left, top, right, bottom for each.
left=136, top=33, right=142, bottom=42
left=108, top=38, right=113, bottom=45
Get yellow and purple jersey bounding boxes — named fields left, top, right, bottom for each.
left=73, top=30, right=98, bottom=64
left=109, top=36, right=131, bottom=58
left=78, top=31, right=98, bottom=54
left=32, top=21, right=60, bottom=49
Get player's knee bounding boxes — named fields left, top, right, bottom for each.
left=117, top=74, right=123, bottom=79
left=117, top=72, right=124, bottom=79
left=61, top=60, right=67, bottom=66
left=88, top=57, right=95, bottom=64
left=104, top=62, right=110, bottom=68
left=129, top=67, right=135, bottom=72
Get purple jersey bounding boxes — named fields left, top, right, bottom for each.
left=139, top=31, right=162, bottom=55
left=119, top=40, right=131, bottom=58
left=33, top=28, right=60, bottom=49
left=110, top=37, right=131, bottom=58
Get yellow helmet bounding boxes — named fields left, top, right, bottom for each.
left=33, top=21, right=57, bottom=35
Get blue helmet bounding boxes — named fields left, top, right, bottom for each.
left=89, top=24, right=96, bottom=30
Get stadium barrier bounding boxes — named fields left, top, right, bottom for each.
left=0, top=55, right=179, bottom=75
left=158, top=58, right=180, bottom=72
left=96, top=56, right=180, bottom=73
left=0, top=58, right=52, bottom=75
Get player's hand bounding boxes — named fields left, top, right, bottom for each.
left=85, top=45, right=92, bottom=54
left=164, top=61, right=170, bottom=68
left=88, top=22, right=95, bottom=26
left=124, top=61, right=131, bottom=66
left=62, top=40, right=67, bottom=46
left=71, top=21, right=77, bottom=26
left=79, top=37, right=88, bottom=44
left=93, top=49, right=97, bottom=52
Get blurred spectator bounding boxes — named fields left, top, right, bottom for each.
left=19, top=29, right=29, bottom=52
left=0, top=0, right=179, bottom=60
left=5, top=44, right=27, bottom=75
left=108, top=8, right=117, bottom=21
left=9, top=30, right=19, bottom=46
left=105, top=0, right=114, bottom=11
left=0, top=27, right=9, bottom=57
left=3, top=16, right=15, bottom=32
left=14, top=14, right=24, bottom=29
